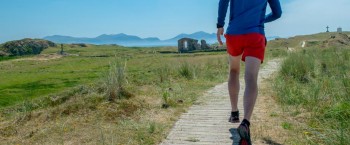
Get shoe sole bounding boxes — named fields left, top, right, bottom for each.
left=229, top=120, right=240, bottom=123
left=228, top=117, right=240, bottom=123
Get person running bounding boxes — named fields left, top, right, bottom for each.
left=217, top=0, right=282, bottom=144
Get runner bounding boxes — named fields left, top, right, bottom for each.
left=217, top=0, right=282, bottom=144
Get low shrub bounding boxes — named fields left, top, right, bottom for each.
left=1, top=38, right=56, bottom=56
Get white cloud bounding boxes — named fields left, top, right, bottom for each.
left=265, top=0, right=350, bottom=37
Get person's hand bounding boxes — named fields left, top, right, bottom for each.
left=217, top=28, right=224, bottom=46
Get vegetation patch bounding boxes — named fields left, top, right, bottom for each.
left=0, top=38, right=56, bottom=56
left=0, top=56, right=18, bottom=62
left=274, top=47, right=350, bottom=144
left=0, top=45, right=230, bottom=144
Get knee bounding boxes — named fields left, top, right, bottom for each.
left=229, top=68, right=240, bottom=75
left=245, top=72, right=258, bottom=87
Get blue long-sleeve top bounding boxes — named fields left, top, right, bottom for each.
left=217, top=0, right=282, bottom=35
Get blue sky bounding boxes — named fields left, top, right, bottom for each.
left=0, top=0, right=349, bottom=43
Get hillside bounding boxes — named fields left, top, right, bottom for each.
left=267, top=32, right=350, bottom=49
left=273, top=45, right=350, bottom=144
left=264, top=32, right=350, bottom=144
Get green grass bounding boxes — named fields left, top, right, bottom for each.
left=0, top=55, right=108, bottom=107
left=0, top=44, right=232, bottom=144
left=0, top=45, right=174, bottom=107
left=0, top=56, right=19, bottom=62
left=282, top=122, right=293, bottom=130
left=274, top=47, right=350, bottom=144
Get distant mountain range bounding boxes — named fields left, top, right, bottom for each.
left=44, top=31, right=279, bottom=47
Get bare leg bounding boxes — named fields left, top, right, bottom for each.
left=228, top=55, right=242, bottom=112
left=243, top=56, right=261, bottom=121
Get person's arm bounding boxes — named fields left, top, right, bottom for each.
left=217, top=0, right=230, bottom=45
left=265, top=0, right=282, bottom=23
left=217, top=0, right=230, bottom=28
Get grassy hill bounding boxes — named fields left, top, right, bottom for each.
left=270, top=33, right=350, bottom=144
left=268, top=32, right=350, bottom=49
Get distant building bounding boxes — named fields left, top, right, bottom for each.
left=178, top=38, right=212, bottom=53
left=337, top=27, right=342, bottom=33
left=178, top=38, right=200, bottom=53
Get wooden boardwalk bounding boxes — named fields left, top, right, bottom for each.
left=160, top=59, right=281, bottom=145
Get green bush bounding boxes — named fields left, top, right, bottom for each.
left=1, top=38, right=56, bottom=56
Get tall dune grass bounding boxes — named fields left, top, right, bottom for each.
left=274, top=47, right=350, bottom=144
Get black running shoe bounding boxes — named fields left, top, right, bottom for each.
left=238, top=120, right=252, bottom=145
left=228, top=111, right=240, bottom=123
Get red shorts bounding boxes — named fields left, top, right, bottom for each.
left=225, top=33, right=266, bottom=63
